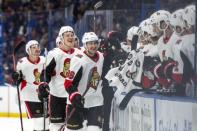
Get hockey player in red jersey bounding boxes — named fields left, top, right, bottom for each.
left=12, top=40, right=49, bottom=130
left=38, top=26, right=82, bottom=131
left=63, top=32, right=104, bottom=131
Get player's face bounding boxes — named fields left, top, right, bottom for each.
left=29, top=44, right=40, bottom=57
left=62, top=31, right=75, bottom=48
left=159, top=20, right=168, bottom=30
left=172, top=25, right=182, bottom=34
left=86, top=41, right=99, bottom=55
left=152, top=23, right=163, bottom=37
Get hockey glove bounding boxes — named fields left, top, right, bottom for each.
left=162, top=58, right=176, bottom=76
left=38, top=82, right=50, bottom=101
left=69, top=92, right=84, bottom=110
left=12, top=71, right=23, bottom=84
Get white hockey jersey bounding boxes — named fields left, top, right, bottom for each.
left=47, top=47, right=82, bottom=98
left=157, top=32, right=184, bottom=82
left=157, top=33, right=176, bottom=61
left=16, top=56, right=45, bottom=102
left=66, top=51, right=104, bottom=108
left=181, top=34, right=195, bottom=68
left=105, top=50, right=144, bottom=104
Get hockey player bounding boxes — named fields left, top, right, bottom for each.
left=12, top=40, right=49, bottom=131
left=147, top=10, right=189, bottom=95
left=179, top=5, right=196, bottom=96
left=100, top=31, right=127, bottom=131
left=38, top=26, right=81, bottom=131
left=63, top=32, right=104, bottom=131
left=181, top=5, right=195, bottom=69
left=121, top=26, right=139, bottom=52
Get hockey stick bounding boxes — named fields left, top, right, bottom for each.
left=119, top=88, right=157, bottom=110
left=12, top=41, right=25, bottom=131
left=93, top=1, right=103, bottom=32
left=59, top=67, right=97, bottom=131
left=43, top=48, right=48, bottom=131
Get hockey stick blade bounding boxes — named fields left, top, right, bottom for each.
left=94, top=1, right=103, bottom=9
left=119, top=89, right=143, bottom=110
left=119, top=89, right=157, bottom=110
left=13, top=41, right=26, bottom=55
left=13, top=41, right=26, bottom=71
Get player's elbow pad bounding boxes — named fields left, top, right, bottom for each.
left=64, top=80, right=78, bottom=94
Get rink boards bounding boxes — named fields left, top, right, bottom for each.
left=0, top=84, right=26, bottom=117
left=1, top=84, right=197, bottom=131
left=110, top=92, right=197, bottom=131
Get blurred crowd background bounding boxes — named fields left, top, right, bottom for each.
left=0, top=0, right=195, bottom=84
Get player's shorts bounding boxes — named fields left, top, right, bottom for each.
left=24, top=101, right=47, bottom=118
left=49, top=94, right=67, bottom=123
left=84, top=106, right=103, bottom=128
left=66, top=105, right=103, bottom=130
left=66, top=105, right=84, bottom=130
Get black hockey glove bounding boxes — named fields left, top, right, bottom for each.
left=69, top=92, right=84, bottom=110
left=12, top=71, right=23, bottom=84
left=38, top=82, right=50, bottom=101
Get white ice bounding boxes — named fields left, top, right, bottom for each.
left=0, top=117, right=33, bottom=131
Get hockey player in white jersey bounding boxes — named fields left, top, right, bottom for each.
left=63, top=32, right=104, bottom=131
left=121, top=26, right=139, bottom=52
left=38, top=26, right=82, bottom=131
left=12, top=40, right=49, bottom=131
left=181, top=5, right=195, bottom=69
left=179, top=5, right=196, bottom=96
left=148, top=10, right=188, bottom=94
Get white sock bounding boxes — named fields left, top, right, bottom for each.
left=49, top=123, right=64, bottom=131
left=33, top=117, right=49, bottom=130
left=86, top=125, right=101, bottom=131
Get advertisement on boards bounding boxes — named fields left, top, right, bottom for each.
left=156, top=99, right=197, bottom=131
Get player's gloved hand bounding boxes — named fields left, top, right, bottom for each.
left=69, top=92, right=84, bottom=110
left=12, top=71, right=23, bottom=83
left=38, top=82, right=50, bottom=101
left=161, top=58, right=177, bottom=78
left=12, top=71, right=20, bottom=81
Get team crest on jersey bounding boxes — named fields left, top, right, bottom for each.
left=60, top=58, right=71, bottom=78
left=89, top=67, right=100, bottom=90
left=33, top=68, right=41, bottom=85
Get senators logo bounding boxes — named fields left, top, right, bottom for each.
left=89, top=67, right=100, bottom=90
left=33, top=68, right=41, bottom=85
left=60, top=58, right=71, bottom=78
